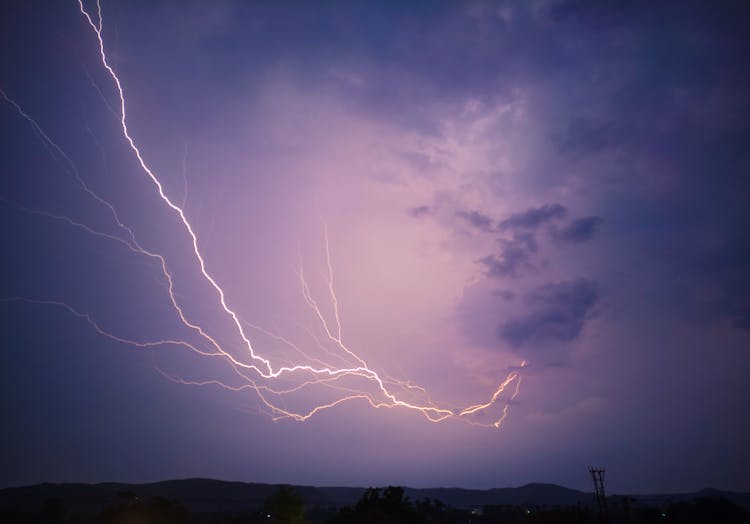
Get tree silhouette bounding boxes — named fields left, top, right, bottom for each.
left=264, top=485, right=307, bottom=524
left=40, top=498, right=67, bottom=524
left=99, top=496, right=188, bottom=524
left=328, top=486, right=418, bottom=524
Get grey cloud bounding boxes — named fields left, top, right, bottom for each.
left=408, top=205, right=431, bottom=218
left=479, top=254, right=527, bottom=279
left=457, top=210, right=493, bottom=232
left=478, top=233, right=537, bottom=278
left=552, top=216, right=603, bottom=243
left=499, top=278, right=599, bottom=347
left=499, top=204, right=567, bottom=231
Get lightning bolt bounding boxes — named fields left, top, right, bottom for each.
left=0, top=0, right=528, bottom=428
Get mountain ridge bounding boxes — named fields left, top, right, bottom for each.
left=1, top=478, right=748, bottom=513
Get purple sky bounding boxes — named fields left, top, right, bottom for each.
left=1, top=1, right=749, bottom=494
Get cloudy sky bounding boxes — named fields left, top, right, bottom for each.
left=1, top=0, right=748, bottom=494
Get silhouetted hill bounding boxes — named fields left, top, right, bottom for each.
left=627, top=487, right=750, bottom=511
left=403, top=483, right=591, bottom=508
left=0, top=479, right=363, bottom=515
left=1, top=478, right=748, bottom=516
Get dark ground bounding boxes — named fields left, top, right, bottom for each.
left=1, top=478, right=748, bottom=523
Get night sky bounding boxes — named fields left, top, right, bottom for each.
left=1, top=1, right=749, bottom=494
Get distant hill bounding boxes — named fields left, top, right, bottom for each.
left=1, top=478, right=748, bottom=515
left=404, top=483, right=592, bottom=509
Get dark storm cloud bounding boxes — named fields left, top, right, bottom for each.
left=457, top=210, right=493, bottom=232
left=702, top=290, right=750, bottom=331
left=692, top=228, right=750, bottom=331
left=408, top=205, right=431, bottom=218
left=479, top=253, right=526, bottom=279
left=478, top=233, right=537, bottom=278
left=499, top=279, right=599, bottom=347
left=557, top=118, right=634, bottom=158
left=552, top=216, right=603, bottom=244
left=498, top=204, right=567, bottom=232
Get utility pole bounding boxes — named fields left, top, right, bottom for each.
left=589, top=466, right=609, bottom=524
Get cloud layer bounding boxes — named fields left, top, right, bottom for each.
left=0, top=0, right=748, bottom=494
left=499, top=279, right=599, bottom=348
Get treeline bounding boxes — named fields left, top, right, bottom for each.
left=324, top=486, right=750, bottom=524
left=1, top=485, right=748, bottom=523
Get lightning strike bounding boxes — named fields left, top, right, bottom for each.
left=0, top=0, right=527, bottom=428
